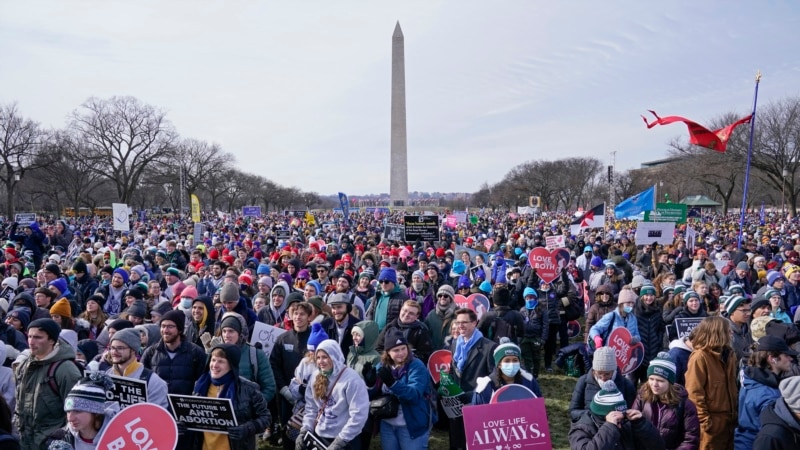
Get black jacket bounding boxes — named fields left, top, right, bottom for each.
left=375, top=318, right=434, bottom=363
left=141, top=338, right=207, bottom=396
left=754, top=398, right=800, bottom=449
left=269, top=327, right=311, bottom=390
left=569, top=370, right=637, bottom=422
left=192, top=377, right=271, bottom=450
left=633, top=300, right=665, bottom=365
left=568, top=410, right=665, bottom=450
left=449, top=335, right=497, bottom=398
left=321, top=314, right=359, bottom=360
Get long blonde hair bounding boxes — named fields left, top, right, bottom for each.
left=312, top=349, right=333, bottom=400
left=638, top=380, right=681, bottom=406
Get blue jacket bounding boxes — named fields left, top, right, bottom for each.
left=734, top=366, right=781, bottom=450
left=472, top=369, right=542, bottom=405
left=588, top=309, right=640, bottom=343
left=375, top=357, right=436, bottom=439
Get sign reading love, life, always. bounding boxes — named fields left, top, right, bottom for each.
left=454, top=294, right=491, bottom=320
left=527, top=247, right=570, bottom=283
left=607, top=327, right=644, bottom=375
left=463, top=397, right=552, bottom=450
left=428, top=350, right=453, bottom=384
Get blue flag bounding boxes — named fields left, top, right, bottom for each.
left=614, top=186, right=655, bottom=219
left=338, top=192, right=350, bottom=225
left=760, top=202, right=765, bottom=226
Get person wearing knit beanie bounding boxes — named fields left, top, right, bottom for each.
left=493, top=338, right=522, bottom=366
left=110, top=327, right=142, bottom=353
left=64, top=372, right=116, bottom=416
left=49, top=297, right=72, bottom=319
left=113, top=268, right=129, bottom=284
left=647, top=352, right=677, bottom=384
left=76, top=339, right=100, bottom=363
left=126, top=300, right=148, bottom=324
left=593, top=346, right=618, bottom=373
left=307, top=322, right=329, bottom=352
left=590, top=380, right=628, bottom=416
left=6, top=307, right=31, bottom=331
left=219, top=282, right=240, bottom=304
left=437, top=284, right=455, bottom=300
left=48, top=278, right=69, bottom=296
left=161, top=309, right=186, bottom=335
left=28, top=317, right=61, bottom=343
left=220, top=314, right=243, bottom=335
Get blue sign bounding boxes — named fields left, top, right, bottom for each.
left=242, top=206, right=261, bottom=218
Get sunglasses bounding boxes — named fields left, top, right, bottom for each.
left=437, top=294, right=451, bottom=298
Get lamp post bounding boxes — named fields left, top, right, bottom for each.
left=782, top=168, right=789, bottom=215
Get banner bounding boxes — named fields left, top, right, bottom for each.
left=454, top=211, right=468, bottom=223
left=112, top=203, right=130, bottom=232
left=544, top=235, right=565, bottom=250
left=516, top=206, right=536, bottom=215
left=168, top=394, right=237, bottom=433
left=338, top=192, right=350, bottom=225
left=644, top=203, right=687, bottom=223
left=462, top=397, right=552, bottom=450
left=250, top=321, right=289, bottom=356
left=190, top=194, right=201, bottom=222
left=97, top=403, right=177, bottom=450
left=108, top=376, right=147, bottom=408
left=445, top=215, right=458, bottom=229
left=383, top=224, right=405, bottom=241
left=242, top=206, right=262, bottom=218
left=14, top=212, right=35, bottom=224
left=455, top=245, right=489, bottom=266
left=404, top=215, right=440, bottom=241
left=193, top=223, right=203, bottom=246
left=614, top=186, right=656, bottom=219
left=674, top=317, right=703, bottom=340
left=634, top=221, right=676, bottom=246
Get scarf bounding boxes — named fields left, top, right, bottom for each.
left=194, top=371, right=236, bottom=401
left=391, top=355, right=414, bottom=379
left=115, top=360, right=142, bottom=378
left=436, top=302, right=455, bottom=319
left=454, top=329, right=483, bottom=371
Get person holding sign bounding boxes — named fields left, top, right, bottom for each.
left=218, top=312, right=276, bottom=403
left=472, top=338, right=541, bottom=405
left=48, top=372, right=120, bottom=449
left=297, top=339, right=368, bottom=450
left=664, top=289, right=707, bottom=343
left=104, top=328, right=169, bottom=409
left=191, top=343, right=271, bottom=450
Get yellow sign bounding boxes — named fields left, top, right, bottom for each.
left=190, top=194, right=201, bottom=222
left=305, top=211, right=316, bottom=226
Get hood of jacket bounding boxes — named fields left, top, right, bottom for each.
left=28, top=337, right=77, bottom=367
left=743, top=366, right=780, bottom=389
left=316, top=338, right=346, bottom=375
left=136, top=323, right=161, bottom=347
left=269, top=281, right=291, bottom=316
left=353, top=320, right=379, bottom=353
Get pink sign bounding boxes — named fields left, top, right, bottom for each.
left=97, top=403, right=178, bottom=450
left=607, top=327, right=644, bottom=375
left=453, top=294, right=491, bottom=319
left=428, top=350, right=453, bottom=384
left=527, top=247, right=570, bottom=283
left=445, top=215, right=458, bottom=228
left=463, top=397, right=552, bottom=450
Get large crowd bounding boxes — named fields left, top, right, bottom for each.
left=1, top=209, right=800, bottom=450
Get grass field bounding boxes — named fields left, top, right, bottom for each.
left=258, top=371, right=578, bottom=450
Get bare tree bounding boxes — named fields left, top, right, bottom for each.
left=174, top=138, right=235, bottom=198
left=0, top=103, right=48, bottom=217
left=70, top=96, right=177, bottom=204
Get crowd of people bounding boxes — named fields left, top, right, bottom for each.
left=0, top=209, right=799, bottom=449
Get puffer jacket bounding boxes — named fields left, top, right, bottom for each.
left=346, top=320, right=381, bottom=375
left=376, top=318, right=434, bottom=363
left=15, top=339, right=82, bottom=450
left=568, top=409, right=666, bottom=450
left=140, top=338, right=207, bottom=396
left=634, top=300, right=665, bottom=365
left=569, top=369, right=637, bottom=422
left=734, top=366, right=781, bottom=450
left=633, top=385, right=700, bottom=450
left=365, top=284, right=409, bottom=331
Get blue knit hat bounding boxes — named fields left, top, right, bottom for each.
left=113, top=268, right=129, bottom=284
left=257, top=264, right=271, bottom=275
left=451, top=260, right=466, bottom=275
left=479, top=280, right=492, bottom=294
left=307, top=322, right=329, bottom=352
left=48, top=278, right=68, bottom=295
left=457, top=275, right=471, bottom=290
left=377, top=267, right=397, bottom=284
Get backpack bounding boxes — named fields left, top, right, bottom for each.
left=488, top=311, right=517, bottom=344
left=562, top=295, right=584, bottom=321
left=45, top=359, right=84, bottom=397
left=248, top=342, right=263, bottom=383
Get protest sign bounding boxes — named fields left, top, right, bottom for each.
left=276, top=229, right=291, bottom=240
left=14, top=212, right=35, bottom=224
left=527, top=248, right=569, bottom=283
left=168, top=394, right=237, bottom=434
left=243, top=206, right=262, bottom=218
left=607, top=327, right=644, bottom=375
left=454, top=211, right=468, bottom=223
left=404, top=215, right=440, bottom=241
left=686, top=227, right=697, bottom=252
left=644, top=203, right=687, bottom=223
left=455, top=245, right=489, bottom=266
left=97, top=403, right=177, bottom=450
left=112, top=203, right=130, bottom=232
left=108, top=376, right=147, bottom=408
left=193, top=223, right=203, bottom=245
left=250, top=321, right=288, bottom=356
left=634, top=221, right=675, bottom=246
left=383, top=223, right=405, bottom=241
left=453, top=294, right=490, bottom=320
left=490, top=384, right=537, bottom=403
left=445, top=215, right=458, bottom=229
left=463, top=397, right=552, bottom=450
left=674, top=317, right=703, bottom=340
left=438, top=370, right=464, bottom=419
left=428, top=350, right=452, bottom=384
left=544, top=235, right=565, bottom=250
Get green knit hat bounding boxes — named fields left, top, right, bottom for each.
left=590, top=380, right=627, bottom=416
left=493, top=337, right=522, bottom=366
left=647, top=352, right=676, bottom=384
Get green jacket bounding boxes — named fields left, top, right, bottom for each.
left=346, top=320, right=381, bottom=376
left=238, top=342, right=277, bottom=403
left=15, top=339, right=82, bottom=450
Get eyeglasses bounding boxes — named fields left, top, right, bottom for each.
left=437, top=294, right=451, bottom=298
left=454, top=321, right=473, bottom=326
left=379, top=280, right=393, bottom=284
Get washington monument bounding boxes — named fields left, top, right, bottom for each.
left=390, top=21, right=408, bottom=207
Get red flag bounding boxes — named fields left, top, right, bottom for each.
left=642, top=110, right=752, bottom=152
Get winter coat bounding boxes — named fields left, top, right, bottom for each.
left=477, top=305, right=525, bottom=344
left=569, top=369, right=637, bottom=422
left=685, top=347, right=738, bottom=450
left=256, top=281, right=291, bottom=326
left=667, top=338, right=693, bottom=387
left=14, top=339, right=82, bottom=450
left=140, top=338, right=207, bottom=396
left=405, top=284, right=435, bottom=320
left=634, top=300, right=666, bottom=365
left=321, top=314, right=359, bottom=360
left=365, top=284, right=409, bottom=331
left=269, top=327, right=311, bottom=391
left=237, top=342, right=277, bottom=403
left=185, top=295, right=215, bottom=348
left=425, top=303, right=457, bottom=351
left=472, top=369, right=542, bottom=405
left=104, top=363, right=170, bottom=410
left=302, top=340, right=369, bottom=443
left=589, top=309, right=640, bottom=345
left=376, top=318, right=434, bottom=363
left=449, top=334, right=497, bottom=398
left=734, top=366, right=781, bottom=450
left=568, top=409, right=666, bottom=450
left=728, top=319, right=752, bottom=368
left=586, top=300, right=616, bottom=341
left=346, top=320, right=380, bottom=375
left=520, top=304, right=545, bottom=340
left=633, top=385, right=700, bottom=450
left=754, top=398, right=800, bottom=449
left=374, top=356, right=436, bottom=439
left=71, top=272, right=98, bottom=308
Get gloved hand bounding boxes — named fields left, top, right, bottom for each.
left=209, top=336, right=224, bottom=349
left=532, top=337, right=544, bottom=348
left=593, top=336, right=603, bottom=349
left=4, top=343, right=20, bottom=360
left=377, top=365, right=395, bottom=387
left=200, top=332, right=213, bottom=351
left=176, top=421, right=188, bottom=436
left=328, top=437, right=349, bottom=450
left=561, top=297, right=570, bottom=307
left=296, top=428, right=310, bottom=450
left=630, top=336, right=640, bottom=345
left=228, top=424, right=249, bottom=440
left=281, top=386, right=297, bottom=405
left=362, top=362, right=377, bottom=386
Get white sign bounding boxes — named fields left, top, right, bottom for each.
left=454, top=211, right=468, bottom=224
left=685, top=227, right=697, bottom=253
left=545, top=235, right=565, bottom=250
left=112, top=203, right=130, bottom=232
left=250, top=322, right=288, bottom=356
left=517, top=206, right=536, bottom=215
left=634, top=221, right=675, bottom=246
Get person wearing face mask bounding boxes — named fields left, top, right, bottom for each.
left=405, top=270, right=434, bottom=320
left=472, top=338, right=541, bottom=405
left=519, top=287, right=545, bottom=377
left=631, top=283, right=667, bottom=386
left=589, top=288, right=641, bottom=352
left=569, top=346, right=637, bottom=422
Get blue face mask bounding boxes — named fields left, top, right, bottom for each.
left=623, top=305, right=633, bottom=314
left=525, top=298, right=538, bottom=310
left=500, top=362, right=520, bottom=377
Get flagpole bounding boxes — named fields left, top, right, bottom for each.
left=737, top=70, right=762, bottom=249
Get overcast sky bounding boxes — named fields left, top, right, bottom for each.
left=2, top=1, right=799, bottom=197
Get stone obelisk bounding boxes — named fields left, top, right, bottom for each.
left=390, top=21, right=408, bottom=207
